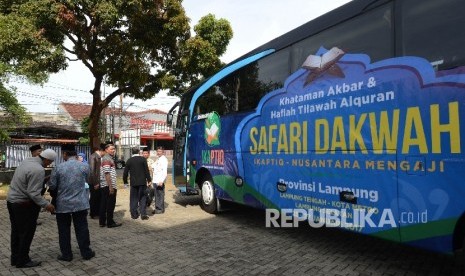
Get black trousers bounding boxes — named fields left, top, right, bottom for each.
left=99, top=186, right=117, bottom=226
left=154, top=183, right=165, bottom=211
left=56, top=210, right=93, bottom=259
left=130, top=185, right=148, bottom=218
left=7, top=201, right=40, bottom=266
left=89, top=185, right=100, bottom=217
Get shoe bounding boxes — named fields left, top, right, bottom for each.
left=83, top=251, right=95, bottom=260
left=99, top=224, right=106, bottom=227
left=16, top=260, right=42, bottom=268
left=107, top=222, right=122, bottom=228
left=57, top=255, right=72, bottom=262
left=90, top=215, right=99, bottom=219
left=141, top=215, right=149, bottom=220
left=155, top=210, right=164, bottom=214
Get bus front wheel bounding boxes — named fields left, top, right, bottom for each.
left=200, top=178, right=218, bottom=214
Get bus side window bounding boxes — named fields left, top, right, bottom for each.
left=400, top=0, right=465, bottom=71
left=194, top=86, right=226, bottom=117
left=217, top=49, right=290, bottom=114
left=215, top=76, right=240, bottom=114
left=291, top=3, right=393, bottom=72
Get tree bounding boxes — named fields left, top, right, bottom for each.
left=1, top=1, right=233, bottom=149
left=0, top=84, right=29, bottom=142
left=0, top=4, right=66, bottom=142
left=174, top=14, right=233, bottom=91
left=79, top=115, right=107, bottom=145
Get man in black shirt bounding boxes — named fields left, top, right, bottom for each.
left=123, top=147, right=152, bottom=220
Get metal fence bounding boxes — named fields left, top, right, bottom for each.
left=0, top=143, right=173, bottom=169
left=3, top=144, right=91, bottom=168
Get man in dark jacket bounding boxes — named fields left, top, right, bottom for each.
left=123, top=147, right=152, bottom=220
left=88, top=143, right=105, bottom=219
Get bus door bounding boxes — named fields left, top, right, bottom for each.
left=171, top=109, right=197, bottom=194
left=309, top=150, right=400, bottom=242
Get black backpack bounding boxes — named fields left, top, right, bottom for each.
left=146, top=186, right=155, bottom=207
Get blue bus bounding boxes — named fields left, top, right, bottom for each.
left=167, top=0, right=465, bottom=255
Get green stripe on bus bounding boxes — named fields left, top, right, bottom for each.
left=214, top=175, right=278, bottom=209
left=372, top=218, right=457, bottom=242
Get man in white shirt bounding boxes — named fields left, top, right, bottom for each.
left=151, top=146, right=168, bottom=214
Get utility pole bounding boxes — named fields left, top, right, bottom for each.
left=118, top=95, right=123, bottom=160
left=111, top=103, right=116, bottom=143
left=101, top=84, right=107, bottom=142
left=117, top=95, right=133, bottom=160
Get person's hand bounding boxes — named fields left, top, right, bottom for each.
left=109, top=188, right=115, bottom=195
left=45, top=203, right=55, bottom=213
left=93, top=184, right=99, bottom=190
left=157, top=182, right=163, bottom=187
left=147, top=182, right=151, bottom=187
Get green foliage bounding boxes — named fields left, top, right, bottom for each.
left=0, top=83, right=29, bottom=142
left=0, top=1, right=63, bottom=142
left=180, top=37, right=220, bottom=84
left=173, top=13, right=234, bottom=95
left=79, top=115, right=105, bottom=145
left=0, top=1, right=66, bottom=83
left=78, top=136, right=89, bottom=145
left=194, top=14, right=233, bottom=57
left=80, top=116, right=90, bottom=134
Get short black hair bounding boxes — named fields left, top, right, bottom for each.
left=61, top=144, right=76, bottom=152
left=142, top=148, right=150, bottom=152
left=104, top=143, right=114, bottom=149
left=61, top=144, right=77, bottom=156
left=29, top=144, right=42, bottom=153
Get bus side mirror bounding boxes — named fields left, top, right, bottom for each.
left=167, top=101, right=180, bottom=128
left=181, top=110, right=190, bottom=133
left=167, top=114, right=173, bottom=127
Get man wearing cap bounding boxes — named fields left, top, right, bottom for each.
left=7, top=149, right=57, bottom=268
left=49, top=144, right=95, bottom=262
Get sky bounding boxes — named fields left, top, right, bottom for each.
left=10, top=0, right=351, bottom=114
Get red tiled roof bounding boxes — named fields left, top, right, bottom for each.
left=133, top=108, right=167, bottom=115
left=60, top=103, right=92, bottom=121
left=60, top=103, right=165, bottom=121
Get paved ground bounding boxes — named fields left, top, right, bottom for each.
left=1, top=175, right=465, bottom=275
